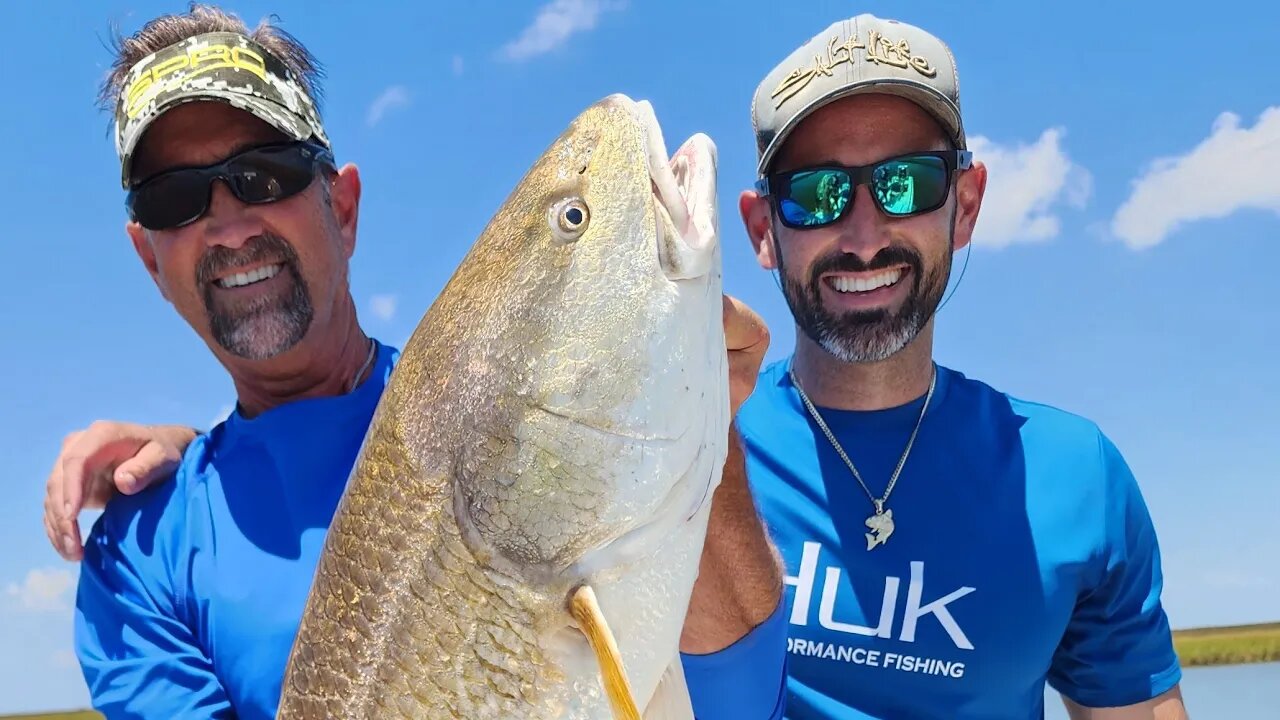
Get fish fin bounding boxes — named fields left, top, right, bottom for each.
left=569, top=585, right=641, bottom=720
left=641, top=655, right=695, bottom=720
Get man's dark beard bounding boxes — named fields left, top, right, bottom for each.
left=776, top=235, right=951, bottom=363
left=196, top=233, right=313, bottom=360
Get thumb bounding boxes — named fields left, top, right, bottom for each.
left=723, top=294, right=769, bottom=354
left=113, top=441, right=181, bottom=496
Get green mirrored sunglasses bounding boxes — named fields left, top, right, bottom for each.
left=755, top=150, right=973, bottom=229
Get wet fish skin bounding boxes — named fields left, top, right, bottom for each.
left=276, top=92, right=727, bottom=719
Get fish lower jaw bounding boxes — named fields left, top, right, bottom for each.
left=534, top=404, right=683, bottom=444
left=566, top=458, right=721, bottom=585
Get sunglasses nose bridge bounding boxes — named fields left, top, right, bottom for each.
left=206, top=174, right=244, bottom=213
left=196, top=177, right=261, bottom=250
left=832, top=183, right=895, bottom=257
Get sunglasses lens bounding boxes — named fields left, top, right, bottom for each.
left=128, top=172, right=209, bottom=229
left=871, top=156, right=948, bottom=215
left=127, top=144, right=328, bottom=230
left=226, top=146, right=320, bottom=204
left=779, top=169, right=852, bottom=227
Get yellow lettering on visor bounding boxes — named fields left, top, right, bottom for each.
left=125, top=44, right=269, bottom=119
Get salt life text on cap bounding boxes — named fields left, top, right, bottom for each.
left=751, top=13, right=966, bottom=177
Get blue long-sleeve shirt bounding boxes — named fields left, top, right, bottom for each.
left=74, top=340, right=788, bottom=719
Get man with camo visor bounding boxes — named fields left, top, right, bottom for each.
left=64, top=6, right=789, bottom=719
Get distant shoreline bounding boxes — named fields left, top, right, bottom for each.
left=4, top=624, right=1277, bottom=720
left=1173, top=621, right=1280, bottom=667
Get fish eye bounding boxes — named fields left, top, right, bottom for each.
left=549, top=198, right=590, bottom=243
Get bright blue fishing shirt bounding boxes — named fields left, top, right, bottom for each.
left=737, top=358, right=1181, bottom=719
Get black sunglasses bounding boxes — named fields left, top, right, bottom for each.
left=755, top=150, right=973, bottom=229
left=125, top=141, right=336, bottom=230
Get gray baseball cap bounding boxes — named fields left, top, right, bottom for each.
left=113, top=31, right=331, bottom=188
left=751, top=14, right=965, bottom=177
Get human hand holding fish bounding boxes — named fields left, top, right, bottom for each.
left=677, top=292, right=781, bottom=661
left=723, top=293, right=770, bottom=417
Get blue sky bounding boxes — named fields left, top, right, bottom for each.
left=2, top=0, right=1277, bottom=713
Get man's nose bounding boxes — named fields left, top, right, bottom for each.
left=833, top=184, right=892, bottom=261
left=199, top=180, right=261, bottom=250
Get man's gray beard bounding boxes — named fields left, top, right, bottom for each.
left=197, top=233, right=314, bottom=360
left=810, top=309, right=926, bottom=363
left=775, top=233, right=952, bottom=364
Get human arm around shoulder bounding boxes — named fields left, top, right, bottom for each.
left=1049, top=432, right=1187, bottom=719
left=44, top=421, right=198, bottom=560
left=75, top=490, right=235, bottom=719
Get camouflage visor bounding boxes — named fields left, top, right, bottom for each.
left=114, top=31, right=331, bottom=188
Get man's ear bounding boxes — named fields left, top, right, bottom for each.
left=328, top=163, right=362, bottom=258
left=739, top=190, right=779, bottom=270
left=127, top=222, right=170, bottom=300
left=951, top=159, right=987, bottom=252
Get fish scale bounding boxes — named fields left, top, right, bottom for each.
left=285, top=423, right=556, bottom=718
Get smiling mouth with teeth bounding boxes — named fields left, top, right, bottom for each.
left=827, top=267, right=906, bottom=294
left=215, top=263, right=284, bottom=289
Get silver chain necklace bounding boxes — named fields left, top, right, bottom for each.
left=788, top=363, right=936, bottom=550
left=347, top=338, right=377, bottom=394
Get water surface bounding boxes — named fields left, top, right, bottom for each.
left=1043, top=661, right=1278, bottom=719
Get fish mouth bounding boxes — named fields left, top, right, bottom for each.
left=607, top=95, right=719, bottom=281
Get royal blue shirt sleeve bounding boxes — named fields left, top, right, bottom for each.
left=73, top=482, right=236, bottom=720
left=680, top=595, right=788, bottom=720
left=1046, top=431, right=1182, bottom=708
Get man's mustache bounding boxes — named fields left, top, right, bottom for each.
left=808, top=246, right=922, bottom=281
left=196, top=233, right=299, bottom=285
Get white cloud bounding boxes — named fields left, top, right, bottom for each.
left=6, top=567, right=74, bottom=613
left=499, top=0, right=626, bottom=61
left=452, top=55, right=465, bottom=76
left=366, top=85, right=410, bottom=128
left=1111, top=106, right=1280, bottom=250
left=968, top=127, right=1092, bottom=249
left=369, top=294, right=398, bottom=322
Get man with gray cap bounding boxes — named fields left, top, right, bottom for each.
left=735, top=13, right=1188, bottom=719
left=58, top=4, right=790, bottom=718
